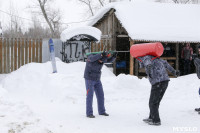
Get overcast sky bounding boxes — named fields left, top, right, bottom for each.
left=0, top=0, right=153, bottom=31
left=0, top=0, right=88, bottom=30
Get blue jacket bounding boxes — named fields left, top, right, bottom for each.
left=84, top=53, right=116, bottom=81
left=138, top=55, right=176, bottom=85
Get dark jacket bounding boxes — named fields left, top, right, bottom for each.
left=138, top=55, right=176, bottom=85
left=194, top=57, right=200, bottom=79
left=84, top=53, right=116, bottom=81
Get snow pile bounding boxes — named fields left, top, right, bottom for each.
left=88, top=1, right=200, bottom=42
left=0, top=60, right=200, bottom=133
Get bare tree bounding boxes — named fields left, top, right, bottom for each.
left=3, top=1, right=24, bottom=38
left=78, top=0, right=95, bottom=16
left=32, top=0, right=62, bottom=38
left=98, top=0, right=105, bottom=6
left=157, top=0, right=199, bottom=4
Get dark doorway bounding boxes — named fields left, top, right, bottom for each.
left=116, top=37, right=130, bottom=75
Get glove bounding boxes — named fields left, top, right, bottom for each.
left=101, top=51, right=107, bottom=57
left=174, top=70, right=180, bottom=77
left=146, top=65, right=152, bottom=78
left=112, top=52, right=118, bottom=58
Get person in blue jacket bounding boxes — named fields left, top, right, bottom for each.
left=84, top=51, right=117, bottom=118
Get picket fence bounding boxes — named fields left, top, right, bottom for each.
left=0, top=38, right=42, bottom=74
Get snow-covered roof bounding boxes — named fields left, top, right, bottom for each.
left=88, top=2, right=200, bottom=43
left=60, top=26, right=102, bottom=42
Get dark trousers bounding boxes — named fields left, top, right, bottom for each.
left=184, top=59, right=191, bottom=75
left=149, top=81, right=169, bottom=123
left=85, top=79, right=105, bottom=116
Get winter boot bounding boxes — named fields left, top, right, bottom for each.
left=148, top=121, right=161, bottom=126
left=87, top=115, right=95, bottom=118
left=195, top=108, right=200, bottom=112
left=143, top=118, right=152, bottom=123
left=100, top=112, right=109, bottom=116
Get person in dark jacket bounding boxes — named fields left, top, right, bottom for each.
left=181, top=43, right=193, bottom=75
left=84, top=51, right=116, bottom=118
left=194, top=46, right=200, bottom=114
left=138, top=55, right=180, bottom=125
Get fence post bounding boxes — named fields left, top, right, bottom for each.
left=0, top=38, right=2, bottom=73
left=7, top=38, right=10, bottom=73
left=3, top=38, right=7, bottom=73
left=21, top=38, right=24, bottom=66
left=36, top=39, right=39, bottom=62
left=32, top=39, right=35, bottom=62
left=18, top=38, right=21, bottom=69
left=39, top=39, right=42, bottom=63
left=14, top=38, right=17, bottom=71
left=29, top=39, right=32, bottom=63
left=25, top=38, right=28, bottom=64
left=11, top=38, right=14, bottom=72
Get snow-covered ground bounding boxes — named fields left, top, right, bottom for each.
left=0, top=59, right=199, bottom=133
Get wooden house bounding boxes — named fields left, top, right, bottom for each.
left=88, top=1, right=200, bottom=76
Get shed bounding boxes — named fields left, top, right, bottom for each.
left=88, top=1, right=200, bottom=76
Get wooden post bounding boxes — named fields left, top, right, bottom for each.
left=14, top=38, right=17, bottom=70
left=0, top=38, right=2, bottom=73
left=36, top=39, right=39, bottom=62
left=135, top=59, right=139, bottom=76
left=39, top=39, right=42, bottom=63
left=101, top=40, right=104, bottom=51
left=98, top=42, right=100, bottom=51
left=7, top=38, right=10, bottom=73
left=3, top=38, right=7, bottom=73
left=11, top=38, right=14, bottom=72
left=21, top=38, right=24, bottom=66
left=18, top=38, right=21, bottom=69
left=130, top=39, right=134, bottom=75
left=25, top=39, right=28, bottom=64
left=91, top=42, right=93, bottom=52
left=32, top=39, right=35, bottom=62
left=29, top=39, right=32, bottom=63
left=176, top=43, right=179, bottom=70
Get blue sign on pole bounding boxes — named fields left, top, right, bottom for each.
left=48, top=38, right=57, bottom=73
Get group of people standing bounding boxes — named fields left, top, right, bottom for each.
left=83, top=44, right=200, bottom=126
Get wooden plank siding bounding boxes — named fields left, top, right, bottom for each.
left=0, top=38, right=42, bottom=74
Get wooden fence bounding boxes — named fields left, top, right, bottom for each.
left=0, top=38, right=42, bottom=74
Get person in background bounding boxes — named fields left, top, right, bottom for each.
left=194, top=46, right=200, bottom=114
left=181, top=43, right=193, bottom=75
left=138, top=55, right=179, bottom=126
left=84, top=51, right=117, bottom=118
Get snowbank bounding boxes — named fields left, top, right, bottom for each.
left=0, top=60, right=200, bottom=133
